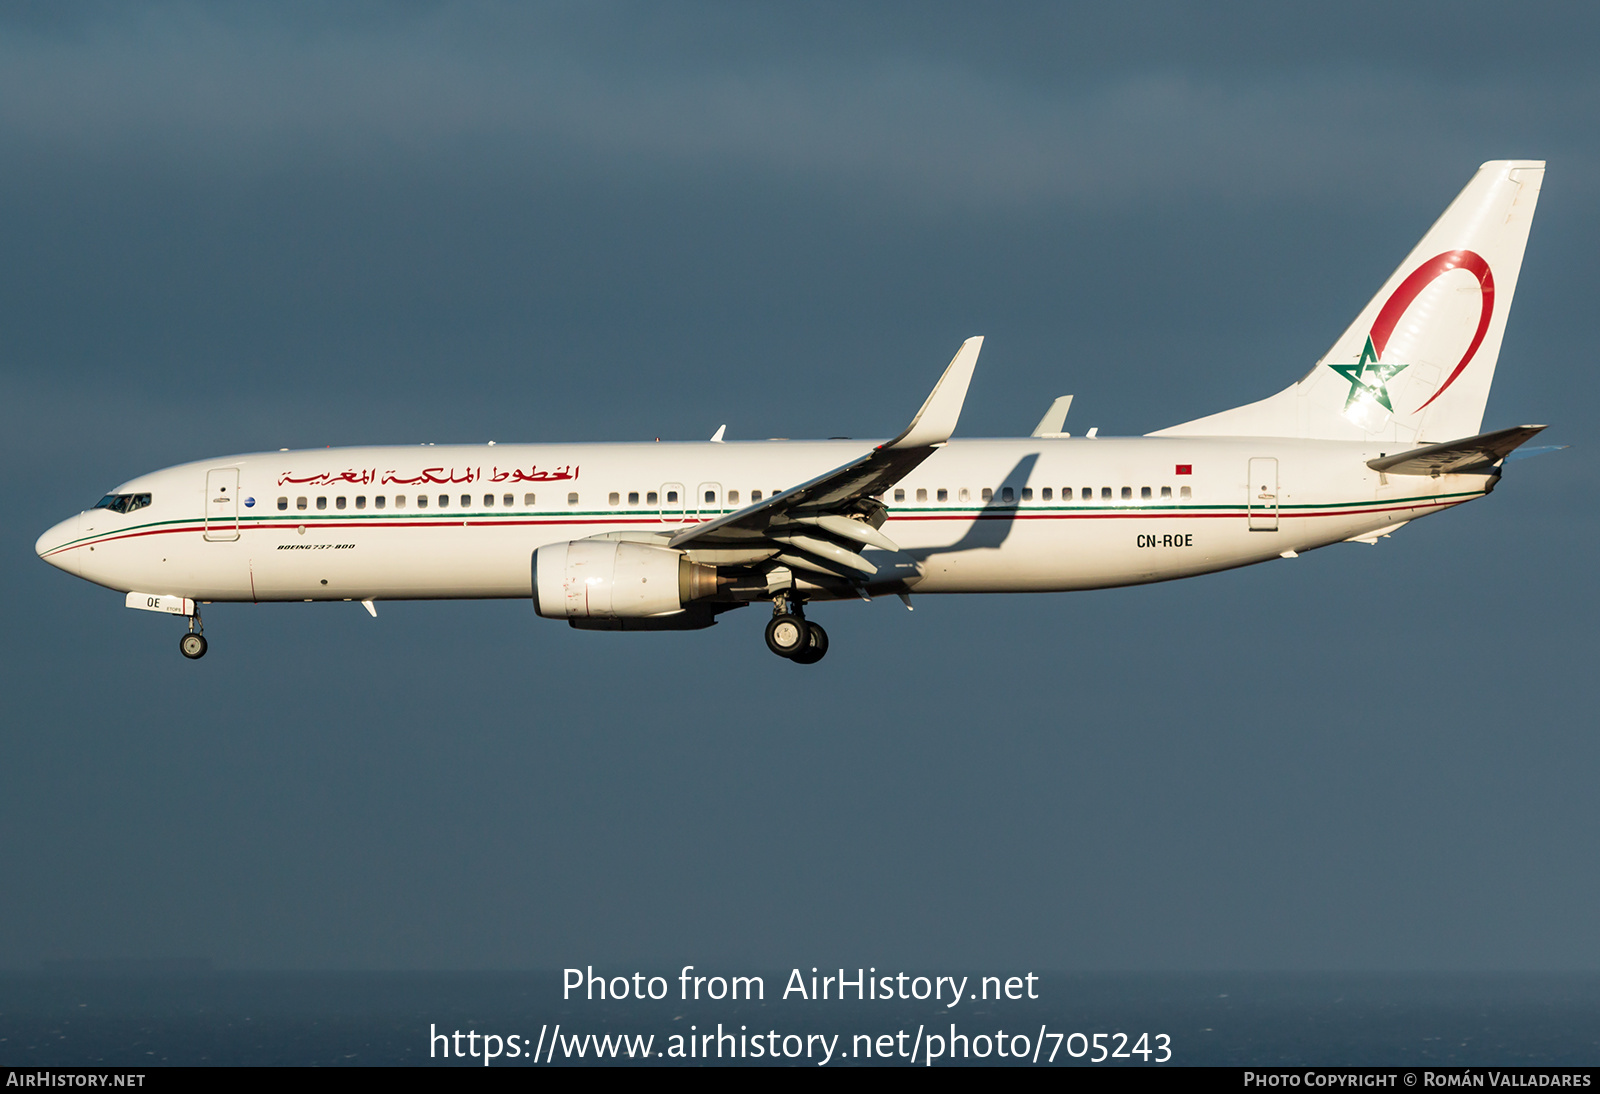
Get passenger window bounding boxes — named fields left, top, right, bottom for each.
left=893, top=489, right=905, bottom=503
left=1100, top=487, right=1111, bottom=500
left=375, top=496, right=386, bottom=509
left=336, top=497, right=346, bottom=510
left=356, top=496, right=367, bottom=509
left=1021, top=487, right=1033, bottom=501
left=316, top=497, right=327, bottom=510
left=524, top=493, right=536, bottom=506
left=503, top=494, right=514, bottom=506
left=1042, top=487, right=1053, bottom=501
left=1141, top=486, right=1152, bottom=500
left=461, top=495, right=471, bottom=508
left=666, top=490, right=677, bottom=503
left=648, top=491, right=659, bottom=504
left=916, top=488, right=928, bottom=502
left=1082, top=487, right=1093, bottom=500
left=394, top=495, right=405, bottom=509
left=728, top=490, right=739, bottom=505
left=277, top=497, right=288, bottom=511
left=609, top=492, right=620, bottom=506
left=296, top=497, right=308, bottom=510
left=936, top=488, right=948, bottom=502
left=1160, top=486, right=1172, bottom=499
left=959, top=487, right=970, bottom=501
left=752, top=490, right=763, bottom=502
left=1180, top=486, right=1192, bottom=499
left=981, top=487, right=993, bottom=501
left=438, top=495, right=449, bottom=508
left=418, top=495, right=428, bottom=509
left=1001, top=487, right=1014, bottom=503
left=568, top=492, right=579, bottom=506
left=484, top=494, right=494, bottom=507
left=628, top=492, right=639, bottom=505
left=1121, top=487, right=1132, bottom=500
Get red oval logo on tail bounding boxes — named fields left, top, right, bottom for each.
left=1370, top=250, right=1493, bottom=413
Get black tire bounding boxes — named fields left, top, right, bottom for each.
left=179, top=633, right=208, bottom=660
left=765, top=615, right=809, bottom=658
left=791, top=621, right=828, bottom=664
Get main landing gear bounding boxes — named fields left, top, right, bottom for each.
left=179, top=607, right=207, bottom=660
left=765, top=597, right=828, bottom=665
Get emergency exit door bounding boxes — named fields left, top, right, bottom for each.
left=1247, top=458, right=1279, bottom=532
left=696, top=482, right=723, bottom=522
left=658, top=482, right=685, bottom=524
left=204, top=467, right=240, bottom=541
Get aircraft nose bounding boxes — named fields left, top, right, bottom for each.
left=36, top=514, right=82, bottom=575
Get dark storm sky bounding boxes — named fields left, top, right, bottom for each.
left=2, top=2, right=1596, bottom=971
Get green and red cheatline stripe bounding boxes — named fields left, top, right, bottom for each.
left=38, top=490, right=1483, bottom=558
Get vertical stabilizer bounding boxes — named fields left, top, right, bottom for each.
left=1152, top=161, right=1543, bottom=443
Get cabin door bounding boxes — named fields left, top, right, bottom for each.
left=204, top=468, right=240, bottom=541
left=1247, top=458, right=1279, bottom=532
left=696, top=482, right=723, bottom=522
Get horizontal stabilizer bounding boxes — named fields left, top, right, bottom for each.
left=1367, top=424, right=1546, bottom=476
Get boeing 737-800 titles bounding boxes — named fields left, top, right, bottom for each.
left=37, top=161, right=1552, bottom=664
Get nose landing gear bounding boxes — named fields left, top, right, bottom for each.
left=178, top=608, right=207, bottom=660
left=764, top=596, right=828, bottom=664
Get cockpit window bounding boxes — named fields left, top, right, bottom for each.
left=93, top=493, right=152, bottom=515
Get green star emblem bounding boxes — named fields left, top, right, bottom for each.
left=1329, top=336, right=1409, bottom=412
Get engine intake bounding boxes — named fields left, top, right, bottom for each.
left=533, top=540, right=718, bottom=620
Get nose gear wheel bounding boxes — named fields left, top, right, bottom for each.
left=178, top=605, right=207, bottom=659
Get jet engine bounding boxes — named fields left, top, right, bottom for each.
left=533, top=539, right=719, bottom=621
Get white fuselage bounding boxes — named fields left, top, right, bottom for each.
left=35, top=436, right=1489, bottom=603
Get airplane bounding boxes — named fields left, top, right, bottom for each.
left=36, top=160, right=1554, bottom=665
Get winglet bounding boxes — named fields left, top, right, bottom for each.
left=884, top=336, right=983, bottom=450
left=1031, top=395, right=1073, bottom=438
left=709, top=424, right=726, bottom=443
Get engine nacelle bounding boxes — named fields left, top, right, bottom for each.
left=532, top=540, right=718, bottom=620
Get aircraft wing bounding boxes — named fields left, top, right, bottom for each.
left=666, top=337, right=982, bottom=574
left=1367, top=424, right=1548, bottom=476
